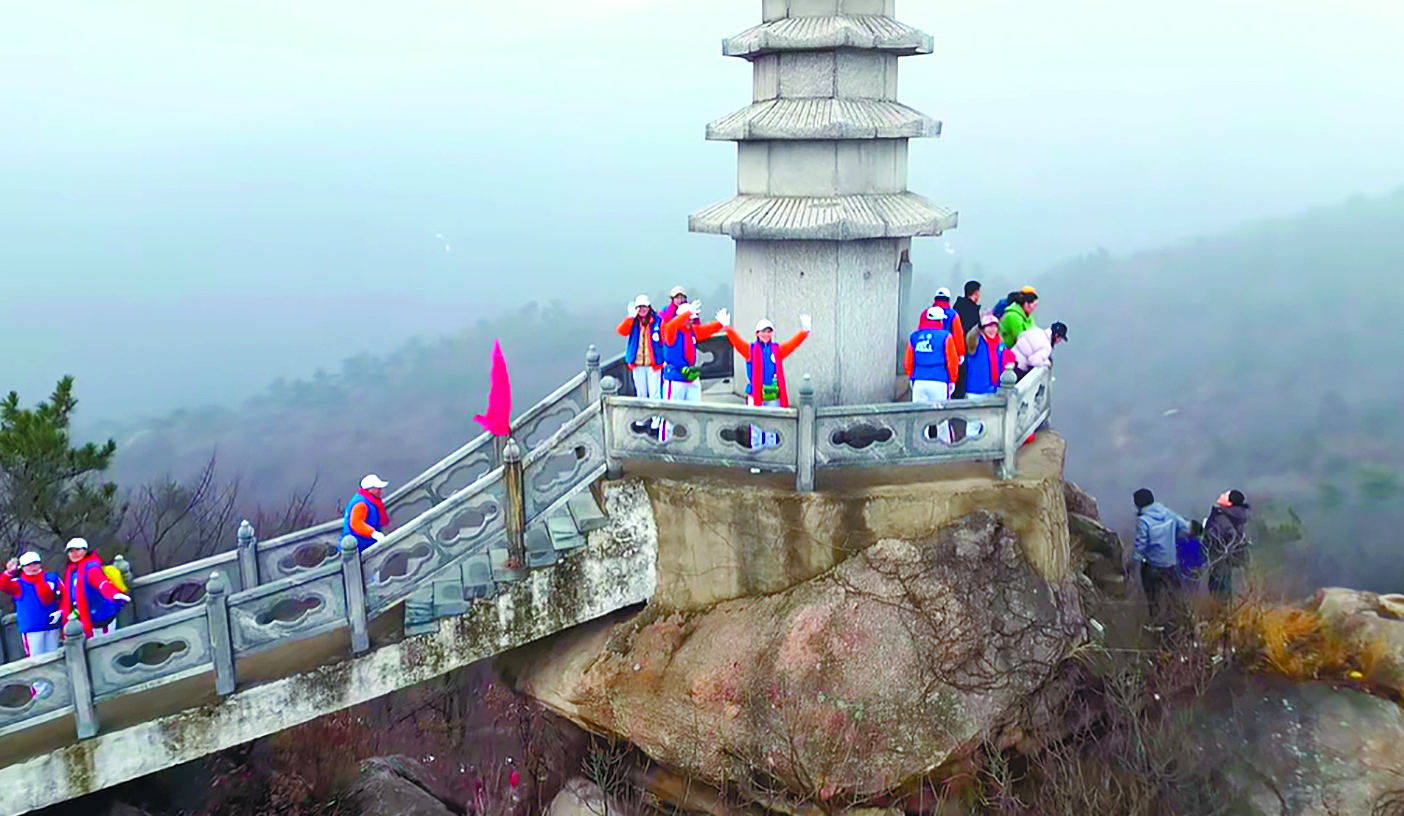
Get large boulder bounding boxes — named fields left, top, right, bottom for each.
left=507, top=513, right=1082, bottom=802
left=346, top=756, right=461, bottom=816
left=1194, top=675, right=1404, bottom=816
left=1306, top=587, right=1404, bottom=696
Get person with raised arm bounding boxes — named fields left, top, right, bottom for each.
left=722, top=314, right=811, bottom=408
left=1, top=551, right=63, bottom=656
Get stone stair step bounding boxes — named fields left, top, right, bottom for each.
left=566, top=491, right=609, bottom=533
left=432, top=575, right=469, bottom=619
left=461, top=554, right=497, bottom=600
left=525, top=525, right=559, bottom=569
left=547, top=515, right=587, bottom=552
left=490, top=547, right=525, bottom=583
left=404, top=587, right=437, bottom=636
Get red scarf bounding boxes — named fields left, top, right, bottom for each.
left=748, top=341, right=791, bottom=408
left=63, top=554, right=106, bottom=637
left=358, top=488, right=390, bottom=527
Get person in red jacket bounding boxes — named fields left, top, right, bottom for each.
left=61, top=538, right=130, bottom=639
left=1, top=551, right=63, bottom=656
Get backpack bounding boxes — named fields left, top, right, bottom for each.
left=103, top=564, right=129, bottom=594
left=992, top=298, right=1010, bottom=319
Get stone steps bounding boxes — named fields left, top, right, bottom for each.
left=402, top=487, right=606, bottom=635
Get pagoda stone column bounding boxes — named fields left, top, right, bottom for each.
left=690, top=0, right=956, bottom=407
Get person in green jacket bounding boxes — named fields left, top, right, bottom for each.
left=999, top=291, right=1039, bottom=348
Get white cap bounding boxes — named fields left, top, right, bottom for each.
left=632, top=295, right=651, bottom=309
left=18, top=552, right=41, bottom=567
left=360, top=474, right=390, bottom=490
left=755, top=319, right=775, bottom=333
left=934, top=287, right=952, bottom=300
left=925, top=306, right=946, bottom=322
left=65, top=537, right=89, bottom=551
left=669, top=286, right=687, bottom=298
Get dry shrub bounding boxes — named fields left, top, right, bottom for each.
left=1212, top=591, right=1386, bottom=684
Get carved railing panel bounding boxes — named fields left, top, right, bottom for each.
left=228, top=567, right=348, bottom=656
left=814, top=401, right=1006, bottom=469
left=605, top=398, right=801, bottom=471
left=256, top=522, right=344, bottom=584
left=129, top=554, right=242, bottom=623
left=1013, top=368, right=1052, bottom=442
left=0, top=653, right=72, bottom=736
left=522, top=405, right=608, bottom=523
left=86, top=609, right=213, bottom=701
left=363, top=474, right=508, bottom=617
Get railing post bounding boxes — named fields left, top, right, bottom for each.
left=600, top=376, right=623, bottom=479
left=796, top=374, right=816, bottom=493
left=205, top=572, right=236, bottom=696
left=114, top=555, right=137, bottom=626
left=237, top=519, right=259, bottom=590
left=586, top=345, right=602, bottom=403
left=63, top=616, right=98, bottom=739
left=997, top=366, right=1021, bottom=480
left=340, top=535, right=371, bottom=655
left=502, top=439, right=527, bottom=566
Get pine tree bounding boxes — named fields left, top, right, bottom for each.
left=0, top=377, right=120, bottom=556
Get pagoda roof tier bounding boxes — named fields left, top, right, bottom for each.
left=723, top=15, right=934, bottom=60
left=689, top=193, right=956, bottom=240
left=707, top=98, right=940, bottom=141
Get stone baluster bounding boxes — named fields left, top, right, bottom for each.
left=63, top=616, right=98, bottom=739
left=502, top=439, right=526, bottom=566
left=205, top=572, right=236, bottom=696
left=236, top=519, right=259, bottom=590
left=600, top=377, right=622, bottom=479
left=113, top=555, right=137, bottom=626
left=997, top=366, right=1020, bottom=480
left=340, top=535, right=370, bottom=655
left=586, top=345, right=602, bottom=403
left=796, top=374, right=816, bottom=493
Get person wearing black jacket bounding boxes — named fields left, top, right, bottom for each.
left=952, top=280, right=981, bottom=398
left=1204, top=489, right=1252, bottom=599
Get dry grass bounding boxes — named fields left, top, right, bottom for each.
left=1209, top=590, right=1388, bottom=685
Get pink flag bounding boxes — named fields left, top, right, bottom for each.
left=474, top=341, right=513, bottom=437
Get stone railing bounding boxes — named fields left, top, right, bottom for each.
left=602, top=366, right=1052, bottom=489
left=0, top=345, right=1050, bottom=746
left=0, top=394, right=613, bottom=742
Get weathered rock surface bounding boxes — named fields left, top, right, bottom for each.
left=545, top=778, right=630, bottom=816
left=1194, top=675, right=1404, bottom=816
left=1063, top=482, right=1128, bottom=599
left=346, top=756, right=461, bottom=816
left=507, top=512, right=1082, bottom=801
left=1307, top=587, right=1404, bottom=696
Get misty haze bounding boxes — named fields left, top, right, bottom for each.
left=3, top=1, right=1404, bottom=815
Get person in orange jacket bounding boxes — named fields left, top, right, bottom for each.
left=660, top=302, right=726, bottom=404
left=906, top=307, right=960, bottom=405
left=615, top=295, right=666, bottom=401
left=722, top=314, right=811, bottom=408
left=723, top=314, right=810, bottom=450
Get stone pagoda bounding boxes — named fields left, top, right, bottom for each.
left=690, top=0, right=956, bottom=407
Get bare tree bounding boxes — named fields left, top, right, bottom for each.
left=122, top=453, right=240, bottom=573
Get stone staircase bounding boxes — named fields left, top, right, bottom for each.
left=402, top=490, right=611, bottom=635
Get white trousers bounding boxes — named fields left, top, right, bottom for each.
left=912, top=380, right=953, bottom=405
left=659, top=379, right=700, bottom=442
left=21, top=629, right=60, bottom=657
left=749, top=400, right=782, bottom=449
left=631, top=367, right=663, bottom=400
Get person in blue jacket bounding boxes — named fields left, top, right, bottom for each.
left=343, top=474, right=391, bottom=552
left=1133, top=489, right=1191, bottom=628
left=1, top=552, right=62, bottom=656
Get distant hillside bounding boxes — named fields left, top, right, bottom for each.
left=100, top=192, right=1404, bottom=589
left=1044, top=188, right=1404, bottom=590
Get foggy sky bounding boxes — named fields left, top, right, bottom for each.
left=3, top=0, right=1402, bottom=421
